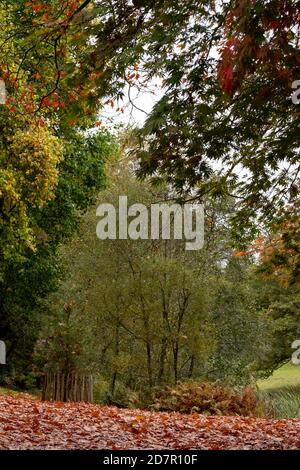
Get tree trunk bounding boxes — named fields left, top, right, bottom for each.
left=158, top=337, right=167, bottom=384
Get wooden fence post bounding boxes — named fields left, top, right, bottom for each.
left=42, top=372, right=93, bottom=402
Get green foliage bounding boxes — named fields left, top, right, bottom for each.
left=0, top=129, right=115, bottom=386
left=133, top=1, right=300, bottom=238
left=94, top=378, right=142, bottom=409
left=252, top=280, right=300, bottom=372
left=0, top=124, right=63, bottom=269
left=206, top=260, right=272, bottom=385
left=0, top=1, right=118, bottom=387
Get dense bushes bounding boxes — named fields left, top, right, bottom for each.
left=152, top=381, right=261, bottom=417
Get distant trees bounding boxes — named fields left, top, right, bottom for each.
left=36, top=159, right=270, bottom=403
left=250, top=199, right=300, bottom=371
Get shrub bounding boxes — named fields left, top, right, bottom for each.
left=1, top=371, right=39, bottom=393
left=152, top=381, right=260, bottom=416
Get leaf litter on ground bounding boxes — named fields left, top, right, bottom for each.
left=0, top=394, right=299, bottom=450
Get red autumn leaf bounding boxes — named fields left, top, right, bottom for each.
left=220, top=66, right=234, bottom=94
left=268, top=19, right=281, bottom=29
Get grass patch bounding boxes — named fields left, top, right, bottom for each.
left=0, top=387, right=19, bottom=396
left=0, top=386, right=39, bottom=398
left=257, top=362, right=300, bottom=391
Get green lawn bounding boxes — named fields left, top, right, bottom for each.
left=258, top=362, right=300, bottom=391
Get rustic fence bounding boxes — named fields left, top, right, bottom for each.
left=42, top=372, right=93, bottom=402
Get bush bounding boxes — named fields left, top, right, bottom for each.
left=152, top=381, right=260, bottom=416
left=1, top=371, right=40, bottom=393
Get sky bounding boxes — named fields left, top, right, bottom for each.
left=99, top=77, right=163, bottom=129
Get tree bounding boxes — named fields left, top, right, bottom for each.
left=218, top=0, right=300, bottom=96
left=247, top=200, right=300, bottom=371
left=0, top=1, right=120, bottom=384
left=133, top=0, right=300, bottom=238
left=207, top=258, right=271, bottom=385
left=257, top=201, right=300, bottom=287
left=0, top=122, right=63, bottom=270
left=0, top=129, right=115, bottom=386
